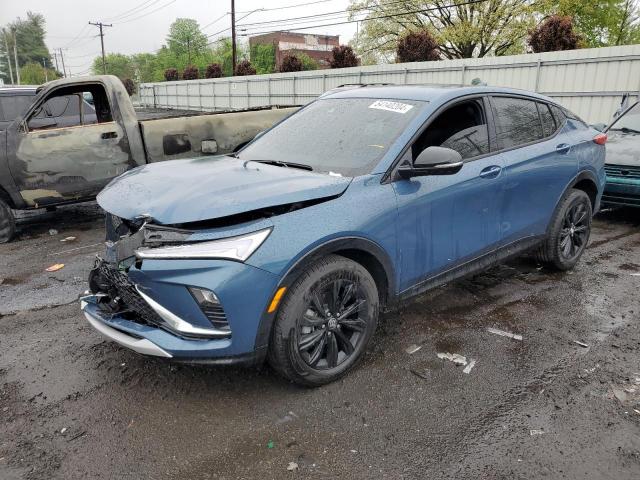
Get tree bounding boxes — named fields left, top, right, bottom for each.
left=528, top=15, right=581, bottom=52
left=396, top=30, right=440, bottom=62
left=19, top=62, right=58, bottom=84
left=250, top=43, right=276, bottom=74
left=122, top=78, right=136, bottom=96
left=348, top=0, right=536, bottom=61
left=1, top=12, right=53, bottom=84
left=551, top=0, right=640, bottom=47
left=164, top=68, right=179, bottom=81
left=182, top=65, right=199, bottom=80
left=280, top=54, right=303, bottom=72
left=166, top=18, right=208, bottom=65
left=91, top=53, right=134, bottom=78
left=297, top=52, right=319, bottom=70
left=205, top=63, right=223, bottom=78
left=330, top=45, right=360, bottom=68
left=234, top=59, right=256, bottom=76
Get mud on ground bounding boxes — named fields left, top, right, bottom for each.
left=0, top=205, right=639, bottom=479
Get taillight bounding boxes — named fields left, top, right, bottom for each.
left=593, top=133, right=607, bottom=145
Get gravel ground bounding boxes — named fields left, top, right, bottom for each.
left=0, top=204, right=639, bottom=479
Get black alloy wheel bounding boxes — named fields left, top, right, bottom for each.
left=536, top=188, right=592, bottom=271
left=558, top=201, right=589, bottom=261
left=268, top=254, right=379, bottom=386
left=296, top=276, right=368, bottom=370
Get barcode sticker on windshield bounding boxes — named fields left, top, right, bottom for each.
left=369, top=100, right=414, bottom=114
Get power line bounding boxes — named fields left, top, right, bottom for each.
left=237, top=0, right=433, bottom=28
left=239, top=0, right=490, bottom=36
left=201, top=12, right=230, bottom=31
left=236, top=0, right=336, bottom=14
left=113, top=0, right=178, bottom=24
left=104, top=0, right=161, bottom=21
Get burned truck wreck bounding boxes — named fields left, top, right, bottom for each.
left=0, top=75, right=297, bottom=242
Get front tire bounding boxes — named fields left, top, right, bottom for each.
left=536, top=189, right=592, bottom=271
left=268, top=254, right=379, bottom=387
left=0, top=198, right=16, bottom=244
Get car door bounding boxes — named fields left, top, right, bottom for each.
left=392, top=96, right=505, bottom=293
left=490, top=96, right=579, bottom=243
left=6, top=83, right=132, bottom=207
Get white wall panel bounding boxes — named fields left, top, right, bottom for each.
left=138, top=44, right=640, bottom=123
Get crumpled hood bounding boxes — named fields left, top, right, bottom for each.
left=605, top=132, right=640, bottom=167
left=97, top=156, right=352, bottom=224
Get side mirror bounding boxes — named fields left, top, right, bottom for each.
left=398, top=146, right=464, bottom=179
left=591, top=123, right=607, bottom=132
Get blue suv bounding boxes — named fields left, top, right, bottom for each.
left=81, top=85, right=606, bottom=386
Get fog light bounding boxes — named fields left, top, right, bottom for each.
left=188, top=287, right=230, bottom=331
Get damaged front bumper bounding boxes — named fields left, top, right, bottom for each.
left=81, top=255, right=281, bottom=365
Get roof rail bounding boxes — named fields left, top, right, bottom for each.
left=335, top=83, right=395, bottom=88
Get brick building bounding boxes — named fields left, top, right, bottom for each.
left=249, top=31, right=339, bottom=70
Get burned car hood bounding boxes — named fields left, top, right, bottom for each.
left=605, top=132, right=640, bottom=167
left=97, top=156, right=352, bottom=224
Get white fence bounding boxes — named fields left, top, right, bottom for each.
left=139, top=44, right=640, bottom=124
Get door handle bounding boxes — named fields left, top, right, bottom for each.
left=101, top=131, right=118, bottom=139
left=556, top=143, right=571, bottom=154
left=479, top=165, right=502, bottom=179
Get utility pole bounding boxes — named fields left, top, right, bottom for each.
left=42, top=58, right=48, bottom=82
left=2, top=29, right=14, bottom=85
left=58, top=48, right=67, bottom=78
left=12, top=29, right=20, bottom=85
left=231, top=0, right=237, bottom=75
left=89, top=21, right=112, bottom=74
left=187, top=37, right=191, bottom=65
left=53, top=50, right=59, bottom=73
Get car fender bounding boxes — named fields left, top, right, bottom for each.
left=252, top=235, right=396, bottom=354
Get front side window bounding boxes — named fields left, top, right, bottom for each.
left=27, top=84, right=108, bottom=132
left=608, top=102, right=640, bottom=134
left=412, top=99, right=489, bottom=161
left=237, top=97, right=425, bottom=177
left=492, top=97, right=543, bottom=150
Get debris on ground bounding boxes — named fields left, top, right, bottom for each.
left=60, top=236, right=77, bottom=242
left=530, top=429, right=545, bottom=435
left=437, top=352, right=467, bottom=366
left=573, top=340, right=589, bottom=348
left=60, top=427, right=67, bottom=434
left=487, top=327, right=523, bottom=341
left=45, top=263, right=65, bottom=272
left=463, top=359, right=477, bottom=374
left=405, top=344, right=422, bottom=354
left=49, top=229, right=58, bottom=236
left=276, top=411, right=299, bottom=425
left=267, top=440, right=274, bottom=449
left=287, top=462, right=299, bottom=471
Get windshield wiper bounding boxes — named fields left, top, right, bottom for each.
left=611, top=126, right=640, bottom=134
left=248, top=160, right=314, bottom=171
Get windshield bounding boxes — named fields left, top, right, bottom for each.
left=610, top=102, right=640, bottom=133
left=237, top=97, right=425, bottom=176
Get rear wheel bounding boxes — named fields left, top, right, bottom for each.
left=536, top=189, right=592, bottom=271
left=0, top=198, right=16, bottom=244
left=268, top=254, right=379, bottom=386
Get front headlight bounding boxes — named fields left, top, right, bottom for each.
left=135, top=228, right=271, bottom=261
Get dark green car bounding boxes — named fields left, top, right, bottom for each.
left=603, top=101, right=640, bottom=207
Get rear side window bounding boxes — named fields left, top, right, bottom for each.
left=0, top=94, right=34, bottom=121
left=538, top=102, right=556, bottom=137
left=491, top=96, right=543, bottom=150
left=550, top=104, right=566, bottom=128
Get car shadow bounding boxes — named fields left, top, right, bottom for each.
left=13, top=202, right=104, bottom=240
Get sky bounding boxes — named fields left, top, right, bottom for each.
left=0, top=0, right=358, bottom=75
